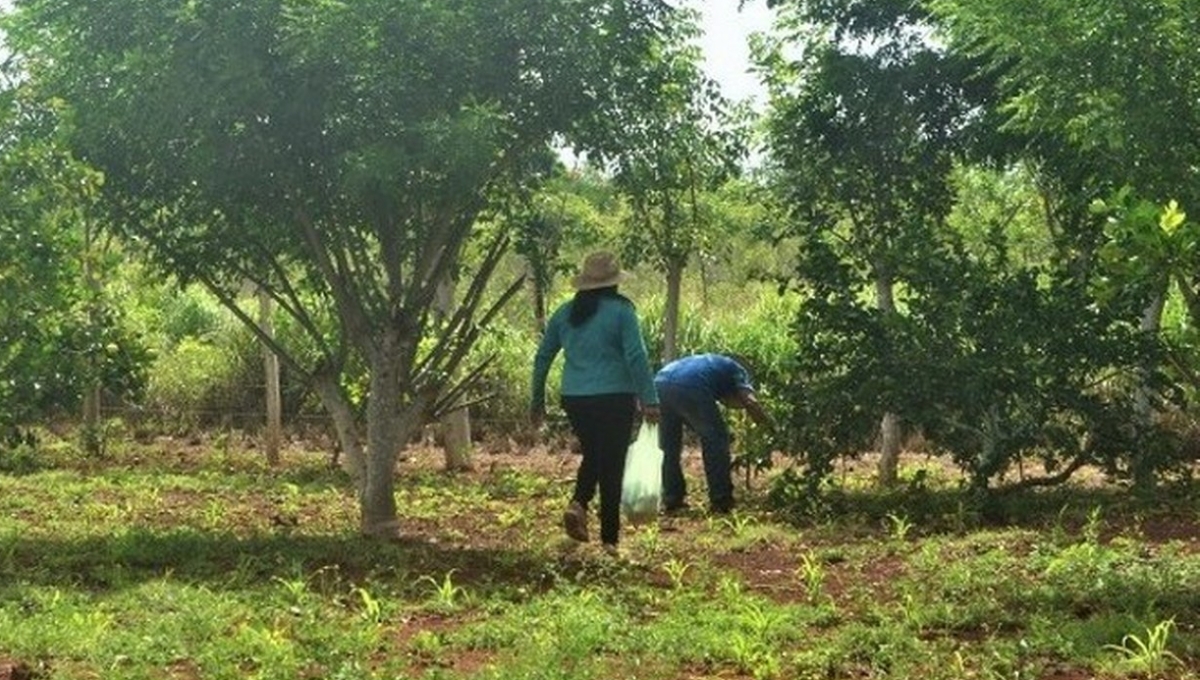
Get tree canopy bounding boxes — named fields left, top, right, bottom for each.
left=2, top=0, right=676, bottom=534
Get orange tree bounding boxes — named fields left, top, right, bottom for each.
left=932, top=0, right=1200, bottom=491
left=760, top=0, right=1161, bottom=505
left=758, top=0, right=980, bottom=488
left=0, top=90, right=149, bottom=453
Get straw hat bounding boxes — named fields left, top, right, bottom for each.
left=571, top=251, right=628, bottom=290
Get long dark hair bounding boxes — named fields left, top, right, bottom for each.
left=568, top=286, right=632, bottom=326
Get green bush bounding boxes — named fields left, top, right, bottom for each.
left=469, top=287, right=799, bottom=444
left=639, top=288, right=798, bottom=383
left=160, top=289, right=226, bottom=345
left=468, top=319, right=550, bottom=439
left=144, top=336, right=253, bottom=430
left=0, top=430, right=41, bottom=475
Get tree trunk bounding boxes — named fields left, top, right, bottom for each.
left=435, top=275, right=473, bottom=471
left=1176, top=272, right=1200, bottom=328
left=440, top=408, right=473, bottom=472
left=81, top=388, right=102, bottom=455
left=1132, top=286, right=1166, bottom=492
left=531, top=259, right=548, bottom=334
left=875, top=270, right=901, bottom=486
left=360, top=343, right=413, bottom=537
left=81, top=222, right=103, bottom=457
left=663, top=259, right=684, bottom=363
left=878, top=411, right=901, bottom=486
left=311, top=371, right=365, bottom=490
left=259, top=289, right=282, bottom=466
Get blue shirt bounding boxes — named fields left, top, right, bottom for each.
left=531, top=296, right=658, bottom=409
left=655, top=354, right=753, bottom=400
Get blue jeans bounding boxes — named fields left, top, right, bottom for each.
left=655, top=381, right=733, bottom=508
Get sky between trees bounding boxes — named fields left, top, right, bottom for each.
left=697, top=0, right=773, bottom=108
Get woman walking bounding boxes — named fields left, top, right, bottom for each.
left=531, top=251, right=659, bottom=556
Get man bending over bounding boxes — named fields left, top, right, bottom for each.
left=655, top=353, right=771, bottom=514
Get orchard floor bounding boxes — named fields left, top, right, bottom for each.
left=384, top=439, right=1200, bottom=680
left=395, top=436, right=1200, bottom=559
left=4, top=431, right=1199, bottom=679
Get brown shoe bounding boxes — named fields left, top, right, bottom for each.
left=563, top=501, right=588, bottom=542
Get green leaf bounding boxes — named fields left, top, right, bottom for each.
left=1159, top=200, right=1186, bottom=235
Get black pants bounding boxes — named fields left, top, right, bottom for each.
left=562, top=393, right=637, bottom=545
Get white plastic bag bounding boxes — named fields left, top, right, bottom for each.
left=621, top=422, right=663, bottom=524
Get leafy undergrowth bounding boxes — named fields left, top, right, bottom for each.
left=1, top=435, right=1199, bottom=679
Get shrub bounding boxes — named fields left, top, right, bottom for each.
left=0, top=429, right=41, bottom=475
left=466, top=320, right=542, bottom=440
left=144, top=335, right=254, bottom=431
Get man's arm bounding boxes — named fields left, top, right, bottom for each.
left=726, top=388, right=772, bottom=429
left=741, top=390, right=772, bottom=428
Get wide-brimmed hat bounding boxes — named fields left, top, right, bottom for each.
left=572, top=251, right=628, bottom=290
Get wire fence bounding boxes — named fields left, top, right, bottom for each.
left=97, top=403, right=569, bottom=450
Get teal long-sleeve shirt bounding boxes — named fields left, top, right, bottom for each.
left=531, top=296, right=658, bottom=410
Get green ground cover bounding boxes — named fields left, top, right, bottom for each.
left=1, top=438, right=1198, bottom=680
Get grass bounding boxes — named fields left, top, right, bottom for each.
left=2, top=435, right=1200, bottom=679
